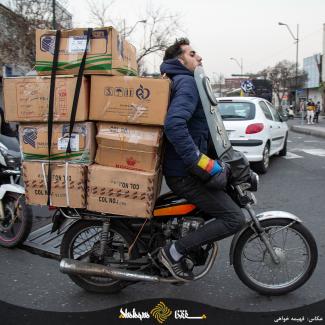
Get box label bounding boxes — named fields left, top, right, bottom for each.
left=58, top=134, right=80, bottom=151
left=68, top=36, right=91, bottom=53
left=104, top=84, right=151, bottom=101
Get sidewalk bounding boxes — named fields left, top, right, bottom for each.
left=288, top=115, right=325, bottom=138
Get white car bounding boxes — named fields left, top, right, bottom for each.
left=217, top=97, right=289, bottom=174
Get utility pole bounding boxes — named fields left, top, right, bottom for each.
left=52, top=0, right=56, bottom=29
left=123, top=19, right=147, bottom=39
left=278, top=22, right=299, bottom=114
left=230, top=57, right=243, bottom=76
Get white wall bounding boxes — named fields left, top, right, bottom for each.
left=307, top=89, right=322, bottom=105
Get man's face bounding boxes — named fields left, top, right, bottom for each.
left=178, top=45, right=202, bottom=72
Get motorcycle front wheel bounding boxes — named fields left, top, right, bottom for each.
left=233, top=218, right=318, bottom=296
left=0, top=193, right=32, bottom=248
left=60, top=220, right=137, bottom=294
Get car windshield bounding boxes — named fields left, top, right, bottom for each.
left=218, top=102, right=256, bottom=120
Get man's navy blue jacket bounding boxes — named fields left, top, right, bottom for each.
left=160, top=59, right=210, bottom=177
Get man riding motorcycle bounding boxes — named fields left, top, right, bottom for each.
left=158, top=38, right=246, bottom=281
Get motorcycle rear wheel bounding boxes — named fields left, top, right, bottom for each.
left=0, top=193, right=32, bottom=248
left=60, top=220, right=137, bottom=294
left=233, top=218, right=318, bottom=295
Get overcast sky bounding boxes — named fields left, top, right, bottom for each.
left=65, top=0, right=325, bottom=78
left=2, top=0, right=325, bottom=78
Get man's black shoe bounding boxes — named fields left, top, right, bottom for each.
left=158, top=245, right=194, bottom=282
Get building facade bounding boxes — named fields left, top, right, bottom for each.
left=301, top=54, right=322, bottom=105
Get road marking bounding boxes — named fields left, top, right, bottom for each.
left=304, top=140, right=321, bottom=143
left=287, top=140, right=293, bottom=143
left=300, top=149, right=325, bottom=157
left=283, top=152, right=303, bottom=159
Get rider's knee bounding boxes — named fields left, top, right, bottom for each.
left=227, top=212, right=246, bottom=233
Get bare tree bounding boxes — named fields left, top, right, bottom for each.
left=0, top=0, right=72, bottom=69
left=85, top=1, right=184, bottom=74
left=258, top=60, right=306, bottom=106
left=135, top=4, right=183, bottom=66
left=87, top=0, right=115, bottom=27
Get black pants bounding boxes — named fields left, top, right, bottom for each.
left=314, top=112, right=319, bottom=123
left=166, top=176, right=246, bottom=254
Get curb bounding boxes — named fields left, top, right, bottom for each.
left=291, top=125, right=325, bottom=138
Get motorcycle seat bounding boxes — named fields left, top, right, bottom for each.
left=155, top=191, right=188, bottom=208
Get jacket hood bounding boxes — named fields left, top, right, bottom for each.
left=160, top=58, right=193, bottom=77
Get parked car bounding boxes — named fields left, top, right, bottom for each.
left=217, top=97, right=289, bottom=174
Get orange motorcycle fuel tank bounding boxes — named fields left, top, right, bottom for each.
left=153, top=192, right=197, bottom=218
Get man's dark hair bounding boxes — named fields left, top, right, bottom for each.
left=163, top=38, right=190, bottom=61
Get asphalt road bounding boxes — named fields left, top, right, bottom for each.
left=0, top=129, right=324, bottom=313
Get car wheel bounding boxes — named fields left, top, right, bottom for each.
left=279, top=133, right=288, bottom=156
left=252, top=143, right=270, bottom=174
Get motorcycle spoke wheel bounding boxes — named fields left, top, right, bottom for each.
left=242, top=226, right=309, bottom=288
left=0, top=194, right=32, bottom=247
left=71, top=226, right=129, bottom=285
left=60, top=220, right=137, bottom=293
left=233, top=219, right=317, bottom=295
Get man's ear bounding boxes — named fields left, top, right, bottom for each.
left=178, top=57, right=185, bottom=65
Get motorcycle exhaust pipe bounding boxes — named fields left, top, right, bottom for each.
left=60, top=258, right=179, bottom=283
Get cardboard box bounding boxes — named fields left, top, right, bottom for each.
left=19, top=122, right=96, bottom=163
left=89, top=76, right=171, bottom=126
left=35, top=28, right=137, bottom=76
left=23, top=161, right=87, bottom=208
left=96, top=123, right=162, bottom=172
left=3, top=76, right=89, bottom=122
left=87, top=164, right=161, bottom=218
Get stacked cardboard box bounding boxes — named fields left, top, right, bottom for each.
left=23, top=162, right=87, bottom=208
left=3, top=75, right=93, bottom=208
left=3, top=26, right=170, bottom=217
left=3, top=76, right=89, bottom=122
left=19, top=122, right=96, bottom=163
left=95, top=123, right=163, bottom=172
left=87, top=165, right=161, bottom=218
left=35, top=28, right=138, bottom=76
left=88, top=75, right=171, bottom=218
left=89, top=76, right=170, bottom=125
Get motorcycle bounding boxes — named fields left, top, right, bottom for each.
left=0, top=134, right=32, bottom=247
left=58, top=66, right=317, bottom=296
left=58, top=171, right=318, bottom=296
